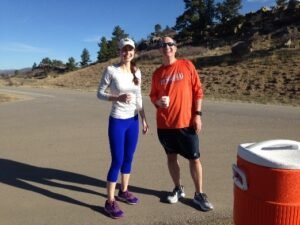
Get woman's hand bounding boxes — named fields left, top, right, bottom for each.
left=117, top=93, right=132, bottom=104
left=142, top=119, right=149, bottom=134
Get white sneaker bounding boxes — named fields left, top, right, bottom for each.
left=167, top=185, right=186, bottom=204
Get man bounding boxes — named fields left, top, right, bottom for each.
left=149, top=36, right=213, bottom=212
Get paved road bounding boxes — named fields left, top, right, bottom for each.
left=0, top=87, right=299, bottom=225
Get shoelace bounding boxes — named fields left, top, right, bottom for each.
left=197, top=193, right=208, bottom=201
left=124, top=191, right=134, bottom=199
left=110, top=201, right=120, bottom=211
left=171, top=187, right=182, bottom=196
left=201, top=193, right=208, bottom=200
left=199, top=193, right=213, bottom=208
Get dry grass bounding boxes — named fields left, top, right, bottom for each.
left=197, top=48, right=300, bottom=105
left=1, top=45, right=299, bottom=106
left=0, top=93, right=19, bottom=103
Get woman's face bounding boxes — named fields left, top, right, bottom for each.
left=120, top=45, right=135, bottom=63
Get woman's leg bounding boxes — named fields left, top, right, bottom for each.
left=120, top=116, right=139, bottom=191
left=120, top=174, right=130, bottom=192
left=107, top=117, right=125, bottom=199
left=107, top=181, right=117, bottom=202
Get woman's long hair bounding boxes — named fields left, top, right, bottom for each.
left=130, top=61, right=139, bottom=86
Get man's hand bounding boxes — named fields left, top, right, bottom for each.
left=155, top=96, right=169, bottom=108
left=193, top=115, right=202, bottom=133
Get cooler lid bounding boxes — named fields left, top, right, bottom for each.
left=238, top=139, right=300, bottom=169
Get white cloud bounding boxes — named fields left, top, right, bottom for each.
left=0, top=42, right=48, bottom=53
left=83, top=36, right=100, bottom=43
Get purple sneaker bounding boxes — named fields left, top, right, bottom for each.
left=117, top=190, right=139, bottom=205
left=104, top=200, right=124, bottom=219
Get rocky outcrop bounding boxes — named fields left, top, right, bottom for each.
left=231, top=41, right=253, bottom=56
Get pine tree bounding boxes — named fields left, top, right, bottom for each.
left=110, top=26, right=128, bottom=58
left=154, top=24, right=162, bottom=36
left=66, top=57, right=77, bottom=71
left=216, top=0, right=242, bottom=24
left=32, top=62, right=37, bottom=70
left=97, top=37, right=110, bottom=62
left=52, top=59, right=64, bottom=67
left=287, top=0, right=297, bottom=10
left=38, top=57, right=52, bottom=73
left=96, top=26, right=129, bottom=62
left=173, top=0, right=216, bottom=44
left=39, top=57, right=52, bottom=66
left=80, top=48, right=91, bottom=67
left=276, top=0, right=287, bottom=8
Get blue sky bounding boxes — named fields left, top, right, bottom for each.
left=0, top=0, right=276, bottom=70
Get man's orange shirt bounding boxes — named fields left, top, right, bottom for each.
left=149, top=59, right=204, bottom=129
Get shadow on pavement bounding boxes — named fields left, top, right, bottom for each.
left=179, top=198, right=203, bottom=211
left=0, top=158, right=167, bottom=215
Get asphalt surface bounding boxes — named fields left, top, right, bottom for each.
left=0, top=87, right=299, bottom=225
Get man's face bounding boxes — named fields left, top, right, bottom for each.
left=159, top=37, right=177, bottom=58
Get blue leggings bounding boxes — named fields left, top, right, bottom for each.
left=107, top=115, right=139, bottom=182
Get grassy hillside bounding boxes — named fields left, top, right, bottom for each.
left=1, top=43, right=299, bottom=106
left=1, top=5, right=300, bottom=106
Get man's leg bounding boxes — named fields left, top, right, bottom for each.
left=167, top=153, right=181, bottom=186
left=190, top=158, right=214, bottom=211
left=189, top=158, right=203, bottom=193
left=166, top=153, right=185, bottom=203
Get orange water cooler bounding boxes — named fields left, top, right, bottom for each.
left=233, top=139, right=300, bottom=225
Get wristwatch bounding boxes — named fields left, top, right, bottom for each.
left=195, top=111, right=202, bottom=116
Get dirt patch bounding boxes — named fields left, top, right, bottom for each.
left=0, top=93, right=19, bottom=104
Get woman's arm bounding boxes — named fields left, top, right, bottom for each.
left=139, top=108, right=149, bottom=134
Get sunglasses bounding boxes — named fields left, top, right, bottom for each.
left=160, top=42, right=176, bottom=48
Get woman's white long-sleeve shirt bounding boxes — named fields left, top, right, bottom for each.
left=97, top=64, right=143, bottom=119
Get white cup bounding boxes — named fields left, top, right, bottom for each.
left=128, top=93, right=136, bottom=104
left=161, top=96, right=170, bottom=107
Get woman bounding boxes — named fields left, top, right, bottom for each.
left=97, top=37, right=149, bottom=219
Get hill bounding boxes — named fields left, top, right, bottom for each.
left=1, top=45, right=299, bottom=106
left=0, top=68, right=31, bottom=76
left=1, top=5, right=299, bottom=106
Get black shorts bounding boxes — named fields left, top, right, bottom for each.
left=157, top=127, right=200, bottom=160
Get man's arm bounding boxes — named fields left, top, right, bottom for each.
left=193, top=98, right=203, bottom=133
